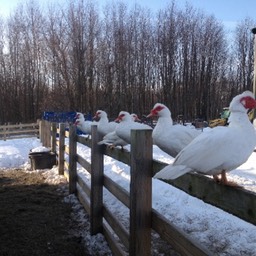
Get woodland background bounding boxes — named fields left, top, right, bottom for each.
left=0, top=0, right=255, bottom=123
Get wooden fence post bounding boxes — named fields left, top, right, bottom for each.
left=42, top=120, right=46, bottom=146
left=3, top=125, right=6, bottom=141
left=41, top=120, right=51, bottom=147
left=51, top=122, right=57, bottom=153
left=39, top=120, right=43, bottom=144
left=46, top=121, right=51, bottom=147
left=68, top=124, right=77, bottom=194
left=129, top=129, right=153, bottom=256
left=90, top=125, right=104, bottom=235
left=58, top=123, right=65, bottom=175
left=6, top=122, right=10, bottom=140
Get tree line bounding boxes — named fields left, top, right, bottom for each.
left=0, top=0, right=255, bottom=124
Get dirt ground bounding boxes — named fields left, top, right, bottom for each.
left=0, top=169, right=89, bottom=256
left=0, top=169, right=180, bottom=256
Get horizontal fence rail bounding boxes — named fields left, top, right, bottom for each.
left=0, top=122, right=39, bottom=140
left=40, top=121, right=256, bottom=256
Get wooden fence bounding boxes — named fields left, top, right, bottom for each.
left=0, top=122, right=39, bottom=141
left=40, top=121, right=256, bottom=256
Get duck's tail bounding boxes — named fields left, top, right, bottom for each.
left=98, top=139, right=111, bottom=145
left=154, top=164, right=192, bottom=180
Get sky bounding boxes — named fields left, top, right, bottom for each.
left=1, top=0, right=256, bottom=28
left=0, top=0, right=255, bottom=37
left=1, top=135, right=256, bottom=255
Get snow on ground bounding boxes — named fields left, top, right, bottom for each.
left=1, top=137, right=256, bottom=255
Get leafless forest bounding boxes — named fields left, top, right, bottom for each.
left=0, top=0, right=255, bottom=123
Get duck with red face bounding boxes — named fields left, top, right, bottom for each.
left=154, top=91, right=256, bottom=186
left=147, top=103, right=201, bottom=158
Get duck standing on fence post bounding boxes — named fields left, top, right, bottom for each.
left=154, top=91, right=256, bottom=186
left=147, top=103, right=201, bottom=158
left=93, top=110, right=117, bottom=137
left=97, top=113, right=140, bottom=149
left=115, top=111, right=152, bottom=144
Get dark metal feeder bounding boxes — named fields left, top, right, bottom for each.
left=29, top=151, right=57, bottom=170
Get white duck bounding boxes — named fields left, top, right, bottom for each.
left=115, top=111, right=152, bottom=144
left=154, top=91, right=256, bottom=186
left=93, top=110, right=118, bottom=137
left=75, top=112, right=85, bottom=121
left=130, top=113, right=141, bottom=122
left=75, top=118, right=96, bottom=136
left=98, top=131, right=127, bottom=149
left=75, top=111, right=98, bottom=136
left=98, top=113, right=141, bottom=148
left=147, top=103, right=201, bottom=157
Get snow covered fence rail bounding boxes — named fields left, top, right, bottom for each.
left=41, top=121, right=256, bottom=256
left=0, top=122, right=39, bottom=141
left=152, top=161, right=256, bottom=225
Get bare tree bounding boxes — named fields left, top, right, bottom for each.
left=0, top=0, right=255, bottom=124
left=233, top=18, right=254, bottom=92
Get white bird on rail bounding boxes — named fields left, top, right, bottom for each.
left=147, top=103, right=201, bottom=158
left=75, top=112, right=85, bottom=121
left=74, top=112, right=96, bottom=136
left=154, top=91, right=256, bottom=186
left=115, top=111, right=152, bottom=144
left=93, top=110, right=117, bottom=137
left=98, top=113, right=141, bottom=149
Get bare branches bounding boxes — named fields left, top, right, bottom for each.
left=0, top=0, right=255, bottom=124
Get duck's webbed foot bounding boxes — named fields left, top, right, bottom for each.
left=213, top=170, right=241, bottom=187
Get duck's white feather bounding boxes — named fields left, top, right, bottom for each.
left=154, top=91, right=256, bottom=180
left=115, top=111, right=152, bottom=144
left=94, top=110, right=117, bottom=137
left=148, top=103, right=200, bottom=157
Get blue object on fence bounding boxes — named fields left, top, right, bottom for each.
left=86, top=111, right=93, bottom=121
left=42, top=111, right=76, bottom=123
left=42, top=111, right=86, bottom=135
